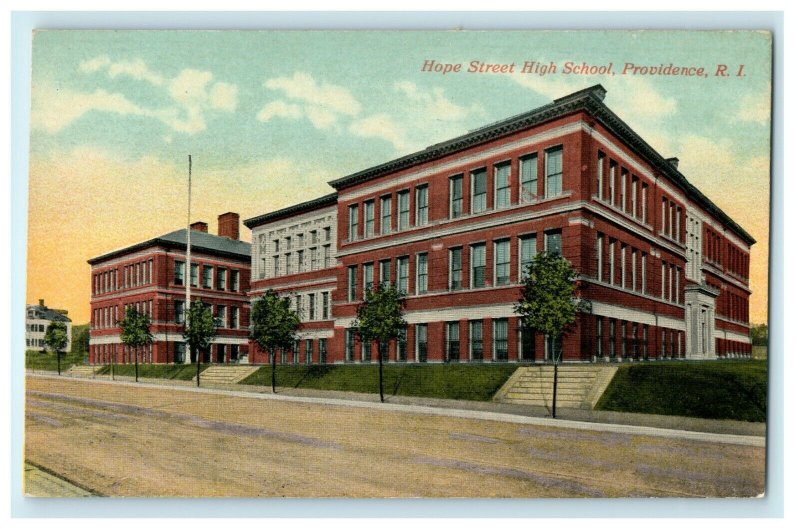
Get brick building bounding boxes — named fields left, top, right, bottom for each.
left=88, top=213, right=252, bottom=365
left=244, top=85, right=754, bottom=364
left=245, top=194, right=338, bottom=364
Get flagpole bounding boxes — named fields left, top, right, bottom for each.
left=184, top=154, right=192, bottom=364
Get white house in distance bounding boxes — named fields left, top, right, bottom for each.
left=26, top=299, right=72, bottom=352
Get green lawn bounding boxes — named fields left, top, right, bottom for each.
left=94, top=364, right=208, bottom=381
left=25, top=350, right=87, bottom=371
left=240, top=364, right=519, bottom=401
left=595, top=360, right=767, bottom=422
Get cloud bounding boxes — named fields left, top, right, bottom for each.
left=256, top=100, right=304, bottom=122
left=258, top=72, right=361, bottom=130
left=35, top=59, right=239, bottom=135
left=264, top=72, right=361, bottom=116
left=348, top=114, right=408, bottom=151
left=733, top=91, right=771, bottom=126
left=31, top=86, right=149, bottom=134
left=393, top=81, right=484, bottom=121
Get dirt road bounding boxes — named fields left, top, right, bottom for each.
left=24, top=376, right=765, bottom=498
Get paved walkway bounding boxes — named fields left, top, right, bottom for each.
left=29, top=371, right=765, bottom=445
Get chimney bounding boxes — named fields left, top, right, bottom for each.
left=218, top=212, right=240, bottom=240
left=38, top=299, right=44, bottom=307
left=190, top=221, right=208, bottom=233
left=666, top=157, right=679, bottom=169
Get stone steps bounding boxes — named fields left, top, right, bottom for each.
left=194, top=365, right=259, bottom=385
left=65, top=365, right=98, bottom=378
left=494, top=365, right=618, bottom=410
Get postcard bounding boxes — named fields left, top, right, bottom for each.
left=24, top=29, right=770, bottom=499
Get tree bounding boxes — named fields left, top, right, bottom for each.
left=183, top=300, right=217, bottom=387
left=119, top=307, right=153, bottom=383
left=514, top=251, right=588, bottom=418
left=353, top=283, right=407, bottom=403
left=250, top=290, right=300, bottom=393
left=750, top=323, right=768, bottom=347
left=44, top=321, right=69, bottom=376
left=71, top=324, right=90, bottom=355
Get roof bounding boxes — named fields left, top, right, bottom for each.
left=88, top=229, right=251, bottom=265
left=243, top=192, right=338, bottom=229
left=26, top=305, right=72, bottom=323
left=327, top=84, right=755, bottom=246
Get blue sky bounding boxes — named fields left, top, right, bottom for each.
left=27, top=30, right=772, bottom=323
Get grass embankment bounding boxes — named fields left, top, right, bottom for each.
left=94, top=364, right=208, bottom=380
left=25, top=350, right=87, bottom=371
left=240, top=364, right=519, bottom=401
left=595, top=360, right=767, bottom=422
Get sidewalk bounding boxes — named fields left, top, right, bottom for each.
left=32, top=369, right=766, bottom=439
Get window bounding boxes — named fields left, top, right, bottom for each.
left=361, top=336, right=370, bottom=362
left=621, top=169, right=628, bottom=213
left=632, top=177, right=639, bottom=218
left=348, top=204, right=359, bottom=240
left=273, top=239, right=279, bottom=253
left=297, top=250, right=304, bottom=272
left=397, top=191, right=410, bottom=230
left=308, top=293, right=316, bottom=320
left=321, top=292, right=330, bottom=319
left=449, top=247, right=463, bottom=290
left=231, top=270, right=240, bottom=291
left=416, top=253, right=428, bottom=294
left=493, top=319, right=509, bottom=361
left=380, top=195, right=392, bottom=234
left=230, top=306, right=239, bottom=329
left=494, top=162, right=511, bottom=208
left=545, top=146, right=563, bottom=198
left=202, top=265, right=212, bottom=288
left=643, top=324, right=649, bottom=360
left=323, top=245, right=332, bottom=268
left=347, top=266, right=357, bottom=302
left=471, top=168, right=487, bottom=213
left=380, top=260, right=391, bottom=288
left=285, top=253, right=292, bottom=275
left=174, top=300, right=185, bottom=324
left=324, top=227, right=331, bottom=242
left=310, top=247, right=318, bottom=270
left=470, top=320, right=483, bottom=361
left=345, top=329, right=355, bottom=362
left=446, top=322, right=460, bottom=362
left=174, top=261, right=185, bottom=285
left=621, top=244, right=628, bottom=288
left=364, top=200, right=375, bottom=237
left=396, top=328, right=407, bottom=362
left=363, top=262, right=374, bottom=298
left=416, top=185, right=428, bottom=226
left=396, top=256, right=409, bottom=293
left=640, top=253, right=647, bottom=294
left=415, top=324, right=428, bottom=362
left=273, top=256, right=280, bottom=277
left=295, top=295, right=303, bottom=319
left=596, top=233, right=604, bottom=281
left=610, top=161, right=617, bottom=205
left=596, top=317, right=603, bottom=357
left=494, top=239, right=510, bottom=286
left=305, top=339, right=313, bottom=364
left=631, top=249, right=638, bottom=291
left=520, top=154, right=538, bottom=203
left=319, top=339, right=327, bottom=363
left=661, top=261, right=667, bottom=299
left=519, top=234, right=536, bottom=280
left=297, top=233, right=304, bottom=248
left=216, top=305, right=226, bottom=327
left=609, top=318, right=616, bottom=358
left=449, top=175, right=463, bottom=218
left=620, top=320, right=628, bottom=359
left=311, top=230, right=318, bottom=244
left=285, top=236, right=292, bottom=251
left=545, top=230, right=562, bottom=257
left=597, top=151, right=605, bottom=199
left=546, top=335, right=562, bottom=362
left=217, top=268, right=227, bottom=290
left=471, top=243, right=486, bottom=288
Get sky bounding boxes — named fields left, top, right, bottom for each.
left=26, top=30, right=772, bottom=325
